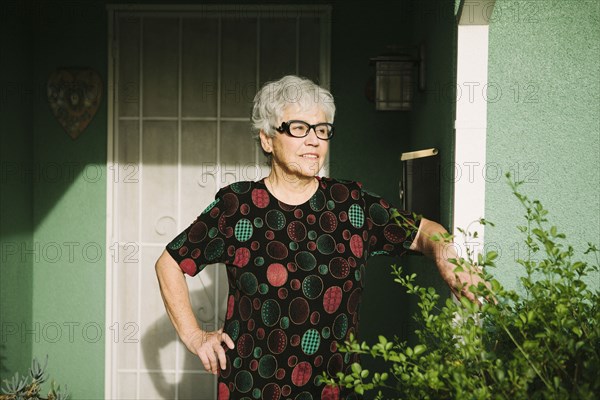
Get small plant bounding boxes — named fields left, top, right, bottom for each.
left=324, top=173, right=599, bottom=399
left=0, top=356, right=69, bottom=400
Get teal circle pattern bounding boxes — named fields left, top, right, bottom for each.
left=205, top=238, right=224, bottom=261
left=240, top=272, right=258, bottom=295
left=333, top=313, right=349, bottom=339
left=348, top=204, right=364, bottom=228
left=167, top=232, right=186, bottom=249
left=235, top=219, right=253, bottom=242
left=326, top=200, right=335, bottom=210
left=231, top=181, right=251, bottom=194
left=201, top=198, right=220, bottom=214
left=266, top=210, right=286, bottom=230
left=309, top=190, right=326, bottom=211
left=258, top=354, right=277, bottom=378
left=226, top=320, right=240, bottom=341
left=301, top=329, right=321, bottom=355
left=258, top=283, right=269, bottom=294
left=261, top=299, right=281, bottom=326
left=295, top=251, right=317, bottom=271
left=316, top=234, right=335, bottom=255
left=235, top=370, right=253, bottom=393
left=302, top=276, right=323, bottom=299
left=233, top=357, right=242, bottom=368
left=369, top=203, right=389, bottom=225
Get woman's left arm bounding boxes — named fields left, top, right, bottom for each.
left=409, top=217, right=485, bottom=303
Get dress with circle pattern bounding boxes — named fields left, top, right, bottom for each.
left=165, top=177, right=421, bottom=400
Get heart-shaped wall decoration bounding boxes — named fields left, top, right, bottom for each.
left=47, top=68, right=102, bottom=140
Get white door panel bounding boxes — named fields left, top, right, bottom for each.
left=107, top=6, right=330, bottom=399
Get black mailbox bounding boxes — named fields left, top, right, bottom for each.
left=400, top=148, right=440, bottom=222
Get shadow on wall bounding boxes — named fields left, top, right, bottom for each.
left=141, top=289, right=225, bottom=400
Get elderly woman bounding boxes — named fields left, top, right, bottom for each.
left=155, top=75, right=482, bottom=399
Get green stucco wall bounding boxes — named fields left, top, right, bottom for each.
left=486, top=0, right=600, bottom=291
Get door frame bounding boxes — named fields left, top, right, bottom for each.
left=452, top=0, right=496, bottom=255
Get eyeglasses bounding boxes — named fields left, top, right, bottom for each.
left=273, top=120, right=335, bottom=140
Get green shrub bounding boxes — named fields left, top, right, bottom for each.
left=324, top=174, right=599, bottom=399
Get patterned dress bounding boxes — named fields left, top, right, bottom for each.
left=165, top=177, right=420, bottom=400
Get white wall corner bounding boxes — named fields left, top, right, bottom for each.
left=453, top=22, right=491, bottom=259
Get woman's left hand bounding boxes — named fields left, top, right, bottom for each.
left=437, top=258, right=488, bottom=304
left=410, top=217, right=492, bottom=305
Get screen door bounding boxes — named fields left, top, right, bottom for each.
left=106, top=5, right=331, bottom=399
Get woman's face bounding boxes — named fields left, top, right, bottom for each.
left=260, top=105, right=330, bottom=180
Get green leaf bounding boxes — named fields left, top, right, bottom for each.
left=519, top=313, right=527, bottom=324
left=495, top=369, right=505, bottom=381
left=453, top=265, right=464, bottom=273
left=487, top=251, right=498, bottom=261
left=414, top=345, right=426, bottom=356
left=532, top=228, right=545, bottom=238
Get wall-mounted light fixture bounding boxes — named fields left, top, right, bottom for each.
left=369, top=44, right=425, bottom=111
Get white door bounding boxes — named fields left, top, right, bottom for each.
left=106, top=6, right=331, bottom=400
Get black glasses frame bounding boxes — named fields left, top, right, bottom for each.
left=273, top=120, right=335, bottom=140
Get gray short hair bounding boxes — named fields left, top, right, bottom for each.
left=251, top=75, right=336, bottom=161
